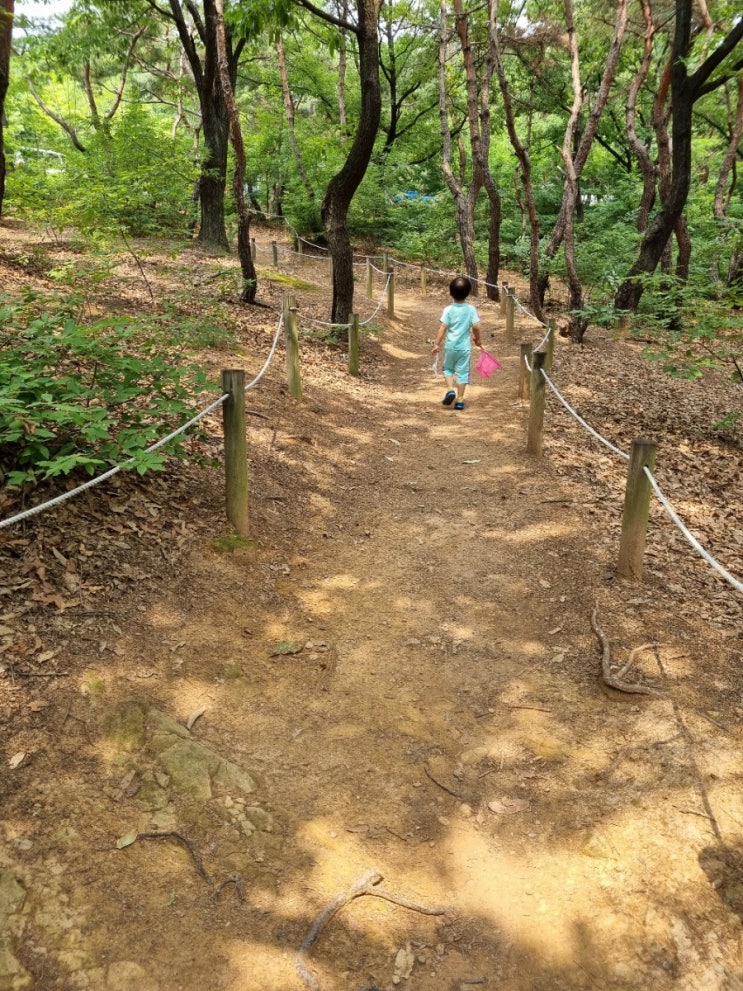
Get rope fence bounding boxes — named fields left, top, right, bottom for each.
left=509, top=283, right=742, bottom=598
left=0, top=319, right=284, bottom=534
left=3, top=220, right=739, bottom=604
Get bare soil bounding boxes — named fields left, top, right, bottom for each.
left=1, top=221, right=742, bottom=991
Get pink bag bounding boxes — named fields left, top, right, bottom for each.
left=475, top=350, right=501, bottom=378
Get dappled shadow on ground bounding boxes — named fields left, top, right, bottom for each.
left=2, top=227, right=742, bottom=990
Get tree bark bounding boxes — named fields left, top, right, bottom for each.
left=301, top=0, right=381, bottom=325
left=493, top=12, right=542, bottom=322
left=537, top=0, right=628, bottom=305
left=0, top=0, right=12, bottom=216
left=626, top=0, right=657, bottom=233
left=438, top=0, right=478, bottom=286
left=560, top=0, right=587, bottom=342
left=214, top=0, right=256, bottom=302
left=615, top=2, right=743, bottom=313
left=163, top=0, right=239, bottom=252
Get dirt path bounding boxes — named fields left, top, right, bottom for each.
left=2, top=249, right=742, bottom=991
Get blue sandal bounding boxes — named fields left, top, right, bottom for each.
left=454, top=401, right=465, bottom=410
left=442, top=390, right=456, bottom=406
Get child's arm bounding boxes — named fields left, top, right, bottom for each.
left=471, top=320, right=483, bottom=348
left=431, top=321, right=447, bottom=355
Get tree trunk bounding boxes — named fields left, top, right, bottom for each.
left=438, top=1, right=478, bottom=288
left=214, top=0, right=256, bottom=302
left=277, top=39, right=315, bottom=204
left=538, top=0, right=628, bottom=306
left=320, top=0, right=381, bottom=325
left=493, top=12, right=542, bottom=321
left=626, top=0, right=657, bottom=233
left=164, top=0, right=236, bottom=252
left=714, top=77, right=743, bottom=220
left=615, top=2, right=743, bottom=312
left=561, top=0, right=587, bottom=341
left=0, top=0, right=14, bottom=217
left=453, top=0, right=502, bottom=300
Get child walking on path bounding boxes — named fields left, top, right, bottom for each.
left=431, top=276, right=483, bottom=411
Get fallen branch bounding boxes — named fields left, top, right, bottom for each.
left=424, top=763, right=462, bottom=799
left=296, top=870, right=447, bottom=991
left=590, top=604, right=665, bottom=697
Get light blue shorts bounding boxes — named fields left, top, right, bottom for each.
left=443, top=348, right=471, bottom=385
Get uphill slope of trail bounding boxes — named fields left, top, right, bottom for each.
left=1, top=228, right=742, bottom=991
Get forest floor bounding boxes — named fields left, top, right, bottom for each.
left=1, top=219, right=743, bottom=991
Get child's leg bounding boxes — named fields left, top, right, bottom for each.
left=454, top=350, right=471, bottom=400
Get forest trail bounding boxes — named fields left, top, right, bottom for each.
left=2, top=235, right=742, bottom=991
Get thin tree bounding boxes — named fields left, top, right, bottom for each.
left=491, top=4, right=542, bottom=322
left=214, top=0, right=256, bottom=302
left=438, top=0, right=478, bottom=285
left=0, top=0, right=14, bottom=216
left=537, top=0, right=629, bottom=310
left=277, top=37, right=316, bottom=204
left=452, top=0, right=502, bottom=300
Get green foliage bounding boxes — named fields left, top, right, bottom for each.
left=0, top=299, right=210, bottom=486
left=8, top=105, right=199, bottom=240
left=632, top=273, right=742, bottom=389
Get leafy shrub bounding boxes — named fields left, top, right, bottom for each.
left=0, top=299, right=210, bottom=486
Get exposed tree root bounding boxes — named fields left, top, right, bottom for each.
left=591, top=603, right=665, bottom=697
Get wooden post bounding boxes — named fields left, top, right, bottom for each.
left=506, top=291, right=515, bottom=343
left=546, top=319, right=556, bottom=370
left=519, top=343, right=533, bottom=401
left=420, top=265, right=427, bottom=296
left=387, top=267, right=395, bottom=318
left=366, top=258, right=373, bottom=299
left=500, top=282, right=508, bottom=316
left=283, top=294, right=302, bottom=400
left=250, top=238, right=256, bottom=262
left=349, top=314, right=360, bottom=377
left=271, top=241, right=278, bottom=267
left=526, top=351, right=546, bottom=456
left=382, top=251, right=389, bottom=272
left=618, top=439, right=657, bottom=581
left=221, top=369, right=249, bottom=536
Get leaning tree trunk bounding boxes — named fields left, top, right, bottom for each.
left=214, top=0, right=256, bottom=302
left=321, top=0, right=381, bottom=325
left=561, top=0, right=588, bottom=342
left=626, top=0, right=657, bottom=233
left=0, top=0, right=14, bottom=217
left=492, top=11, right=542, bottom=321
left=615, top=2, right=743, bottom=313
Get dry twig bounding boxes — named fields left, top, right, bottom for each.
left=295, top=870, right=447, bottom=991
left=424, top=763, right=462, bottom=799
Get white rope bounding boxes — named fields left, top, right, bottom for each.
left=0, top=314, right=285, bottom=530
left=540, top=368, right=630, bottom=461
left=644, top=468, right=743, bottom=595
left=0, top=392, right=228, bottom=530
left=533, top=365, right=740, bottom=596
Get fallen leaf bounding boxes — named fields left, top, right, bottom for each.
left=186, top=706, right=207, bottom=731
left=488, top=796, right=531, bottom=815
left=116, top=830, right=139, bottom=849
left=28, top=700, right=50, bottom=712
left=9, top=752, right=27, bottom=769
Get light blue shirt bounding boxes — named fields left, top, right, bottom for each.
left=440, top=302, right=480, bottom=350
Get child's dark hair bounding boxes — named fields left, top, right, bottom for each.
left=449, top=275, right=472, bottom=301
